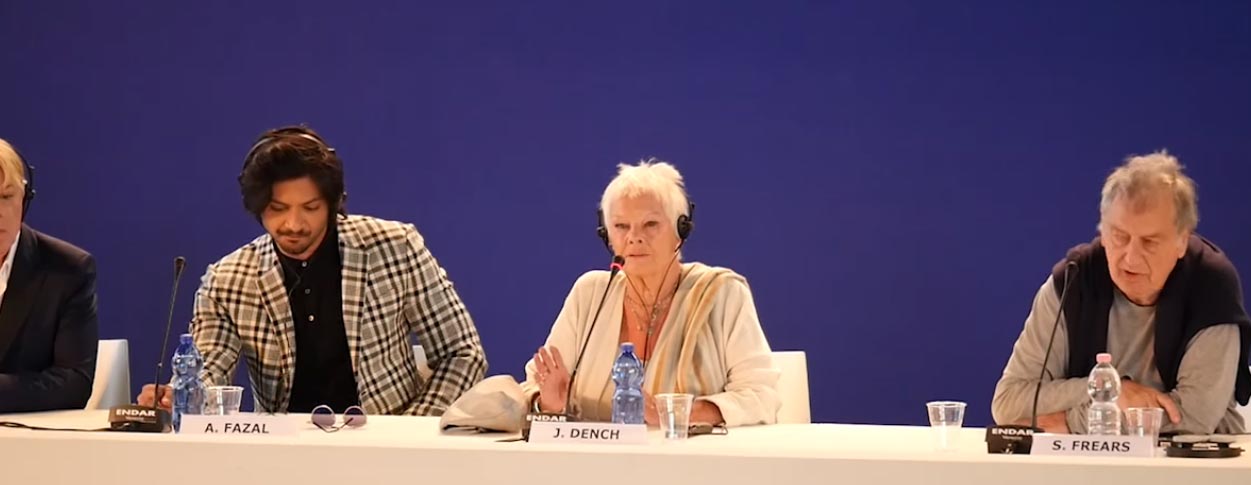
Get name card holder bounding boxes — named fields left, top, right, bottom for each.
left=179, top=414, right=299, bottom=437
left=1031, top=433, right=1156, bottom=458
left=528, top=420, right=648, bottom=445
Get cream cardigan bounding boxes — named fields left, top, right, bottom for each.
left=522, top=262, right=780, bottom=426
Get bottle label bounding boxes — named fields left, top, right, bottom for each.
left=1031, top=434, right=1156, bottom=457
left=528, top=420, right=648, bottom=445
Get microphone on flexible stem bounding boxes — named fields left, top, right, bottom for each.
left=524, top=255, right=625, bottom=440
left=109, top=256, right=188, bottom=433
left=1031, top=262, right=1078, bottom=430
left=986, top=261, right=1078, bottom=454
left=564, top=255, right=626, bottom=416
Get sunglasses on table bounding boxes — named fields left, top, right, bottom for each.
left=310, top=405, right=367, bottom=433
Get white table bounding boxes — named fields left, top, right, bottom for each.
left=1, top=410, right=1248, bottom=484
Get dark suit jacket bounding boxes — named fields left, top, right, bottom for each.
left=0, top=225, right=98, bottom=412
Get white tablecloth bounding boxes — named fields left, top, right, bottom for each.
left=1, top=410, right=1248, bottom=484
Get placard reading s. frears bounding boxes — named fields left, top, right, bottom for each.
left=1031, top=434, right=1155, bottom=458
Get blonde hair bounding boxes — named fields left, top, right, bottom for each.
left=1099, top=150, right=1198, bottom=233
left=0, top=139, right=28, bottom=193
left=599, top=158, right=690, bottom=233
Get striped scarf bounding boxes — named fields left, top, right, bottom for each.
left=644, top=263, right=743, bottom=396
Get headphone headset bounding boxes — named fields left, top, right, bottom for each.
left=596, top=200, right=695, bottom=255
left=238, top=130, right=346, bottom=215
left=10, top=148, right=36, bottom=221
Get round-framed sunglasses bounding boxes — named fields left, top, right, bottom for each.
left=310, top=405, right=367, bottom=432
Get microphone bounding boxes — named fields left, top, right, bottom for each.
left=109, top=256, right=188, bottom=433
left=987, top=261, right=1078, bottom=454
left=564, top=255, right=626, bottom=417
left=523, top=255, right=624, bottom=440
left=1032, top=261, right=1078, bottom=430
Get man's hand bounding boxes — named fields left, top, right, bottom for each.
left=137, top=384, right=173, bottom=410
left=1035, top=411, right=1069, bottom=433
left=1015, top=411, right=1069, bottom=433
left=1118, top=380, right=1182, bottom=424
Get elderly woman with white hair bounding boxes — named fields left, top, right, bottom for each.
left=991, top=151, right=1251, bottom=435
left=522, top=159, right=780, bottom=427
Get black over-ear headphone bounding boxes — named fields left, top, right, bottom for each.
left=11, top=148, right=36, bottom=220
left=596, top=200, right=695, bottom=254
left=238, top=130, right=346, bottom=215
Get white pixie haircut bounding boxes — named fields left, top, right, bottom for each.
left=1099, top=150, right=1198, bottom=234
left=600, top=158, right=690, bottom=232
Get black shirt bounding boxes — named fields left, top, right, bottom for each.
left=278, top=224, right=361, bottom=413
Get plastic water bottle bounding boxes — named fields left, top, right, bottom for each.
left=611, top=342, right=645, bottom=424
left=1086, top=352, right=1122, bottom=435
left=171, top=334, right=206, bottom=432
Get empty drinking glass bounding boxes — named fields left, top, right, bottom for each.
left=655, top=393, right=695, bottom=441
left=204, top=386, right=243, bottom=415
left=926, top=401, right=967, bottom=452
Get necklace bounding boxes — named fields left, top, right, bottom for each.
left=623, top=259, right=685, bottom=364
left=627, top=290, right=674, bottom=336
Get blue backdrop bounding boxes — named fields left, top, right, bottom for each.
left=2, top=1, right=1249, bottom=426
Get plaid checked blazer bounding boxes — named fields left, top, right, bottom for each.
left=189, top=215, right=486, bottom=415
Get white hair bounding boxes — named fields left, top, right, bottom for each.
left=1099, top=150, right=1198, bottom=233
left=600, top=158, right=690, bottom=234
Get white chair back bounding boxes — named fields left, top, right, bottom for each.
left=85, top=339, right=131, bottom=409
left=773, top=350, right=811, bottom=424
left=1240, top=366, right=1251, bottom=425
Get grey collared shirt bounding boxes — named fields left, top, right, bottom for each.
left=992, top=275, right=1245, bottom=434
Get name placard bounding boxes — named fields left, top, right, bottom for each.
left=1031, top=433, right=1156, bottom=457
left=179, top=414, right=299, bottom=437
left=528, top=420, right=648, bottom=445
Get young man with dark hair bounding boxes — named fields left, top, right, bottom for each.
left=140, top=126, right=486, bottom=415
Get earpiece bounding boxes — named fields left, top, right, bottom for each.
left=11, top=148, right=36, bottom=220
left=596, top=201, right=695, bottom=255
